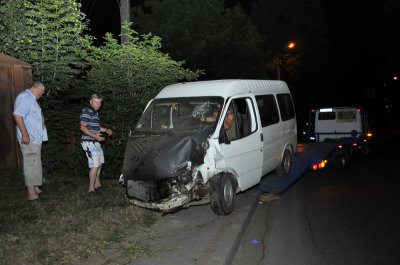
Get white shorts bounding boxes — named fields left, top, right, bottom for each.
left=81, top=141, right=105, bottom=168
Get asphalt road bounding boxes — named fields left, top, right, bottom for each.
left=232, top=132, right=400, bottom=265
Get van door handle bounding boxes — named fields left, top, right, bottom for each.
left=260, top=133, right=263, bottom=142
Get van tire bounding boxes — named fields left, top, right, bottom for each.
left=210, top=173, right=237, bottom=216
left=275, top=149, right=293, bottom=178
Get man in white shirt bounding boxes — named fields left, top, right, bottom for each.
left=13, top=82, right=48, bottom=201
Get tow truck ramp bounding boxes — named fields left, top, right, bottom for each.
left=259, top=142, right=339, bottom=195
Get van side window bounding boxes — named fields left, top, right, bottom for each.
left=255, top=95, right=279, bottom=127
left=224, top=98, right=256, bottom=141
left=276, top=93, right=295, bottom=121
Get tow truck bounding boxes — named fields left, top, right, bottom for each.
left=260, top=106, right=372, bottom=194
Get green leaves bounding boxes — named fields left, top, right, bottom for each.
left=81, top=23, right=201, bottom=175
left=0, top=1, right=200, bottom=177
left=0, top=0, right=90, bottom=90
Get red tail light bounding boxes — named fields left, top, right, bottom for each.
left=312, top=160, right=328, bottom=171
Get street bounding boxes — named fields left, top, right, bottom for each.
left=233, top=131, right=400, bottom=265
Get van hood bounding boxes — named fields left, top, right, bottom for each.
left=122, top=131, right=209, bottom=181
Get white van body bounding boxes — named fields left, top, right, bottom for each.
left=120, top=80, right=297, bottom=215
left=310, top=107, right=370, bottom=143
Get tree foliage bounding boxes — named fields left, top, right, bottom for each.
left=0, top=0, right=90, bottom=91
left=1, top=2, right=200, bottom=176
left=76, top=24, right=201, bottom=175
left=133, top=0, right=267, bottom=79
left=251, top=0, right=328, bottom=80
left=80, top=23, right=201, bottom=132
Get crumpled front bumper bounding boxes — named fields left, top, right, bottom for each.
left=128, top=193, right=193, bottom=212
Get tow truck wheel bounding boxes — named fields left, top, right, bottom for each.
left=363, top=144, right=371, bottom=155
left=210, top=173, right=237, bottom=216
left=334, top=153, right=347, bottom=169
left=275, top=149, right=293, bottom=178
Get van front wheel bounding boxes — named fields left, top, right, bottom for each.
left=210, top=174, right=237, bottom=215
left=275, top=149, right=293, bottom=178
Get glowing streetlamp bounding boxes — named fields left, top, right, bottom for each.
left=288, top=42, right=296, bottom=49
left=276, top=41, right=296, bottom=80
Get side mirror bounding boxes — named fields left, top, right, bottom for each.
left=219, top=128, right=231, bottom=144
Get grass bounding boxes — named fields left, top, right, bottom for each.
left=0, top=170, right=159, bottom=265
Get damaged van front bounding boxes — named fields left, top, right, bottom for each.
left=120, top=96, right=225, bottom=213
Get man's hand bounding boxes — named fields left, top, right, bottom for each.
left=105, top=128, right=113, bottom=136
left=21, top=133, right=30, bottom=144
left=14, top=115, right=30, bottom=144
left=94, top=134, right=105, bottom=142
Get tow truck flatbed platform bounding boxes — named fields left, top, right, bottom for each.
left=259, top=142, right=339, bottom=195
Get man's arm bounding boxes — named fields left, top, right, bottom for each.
left=100, top=126, right=113, bottom=136
left=14, top=115, right=30, bottom=144
left=80, top=123, right=104, bottom=141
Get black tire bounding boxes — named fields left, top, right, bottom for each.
left=333, top=153, right=346, bottom=169
left=275, top=149, right=293, bottom=178
left=363, top=143, right=371, bottom=155
left=210, top=173, right=237, bottom=216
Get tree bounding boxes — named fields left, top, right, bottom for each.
left=0, top=0, right=90, bottom=91
left=133, top=0, right=267, bottom=79
left=81, top=24, right=200, bottom=129
left=79, top=23, right=201, bottom=174
left=0, top=1, right=201, bottom=176
left=251, top=0, right=328, bottom=80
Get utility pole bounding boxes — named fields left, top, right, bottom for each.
left=276, top=56, right=281, bottom=80
left=120, top=0, right=130, bottom=44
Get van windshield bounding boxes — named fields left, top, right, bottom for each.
left=135, top=97, right=224, bottom=133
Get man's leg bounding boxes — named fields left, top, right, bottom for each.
left=94, top=166, right=102, bottom=189
left=93, top=142, right=104, bottom=190
left=27, top=186, right=39, bottom=200
left=20, top=142, right=42, bottom=200
left=88, top=167, right=99, bottom=192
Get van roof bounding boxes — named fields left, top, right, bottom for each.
left=156, top=79, right=290, bottom=99
left=316, top=107, right=365, bottom=112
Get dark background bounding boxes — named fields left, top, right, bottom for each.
left=81, top=0, right=400, bottom=128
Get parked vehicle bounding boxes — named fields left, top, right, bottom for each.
left=119, top=80, right=297, bottom=215
left=307, top=106, right=372, bottom=167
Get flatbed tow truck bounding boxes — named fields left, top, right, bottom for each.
left=259, top=142, right=339, bottom=194
left=260, top=106, right=372, bottom=195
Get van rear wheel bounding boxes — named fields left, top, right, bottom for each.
left=275, top=149, right=293, bottom=178
left=210, top=173, right=237, bottom=216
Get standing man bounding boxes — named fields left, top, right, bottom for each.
left=80, top=94, right=113, bottom=195
left=13, top=82, right=48, bottom=201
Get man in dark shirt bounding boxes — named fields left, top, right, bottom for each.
left=80, top=94, right=113, bottom=194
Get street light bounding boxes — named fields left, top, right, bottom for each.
left=276, top=41, right=296, bottom=80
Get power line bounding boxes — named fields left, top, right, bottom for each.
left=308, top=0, right=400, bottom=53
left=203, top=0, right=232, bottom=28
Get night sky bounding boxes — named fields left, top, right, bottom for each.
left=81, top=0, right=400, bottom=119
